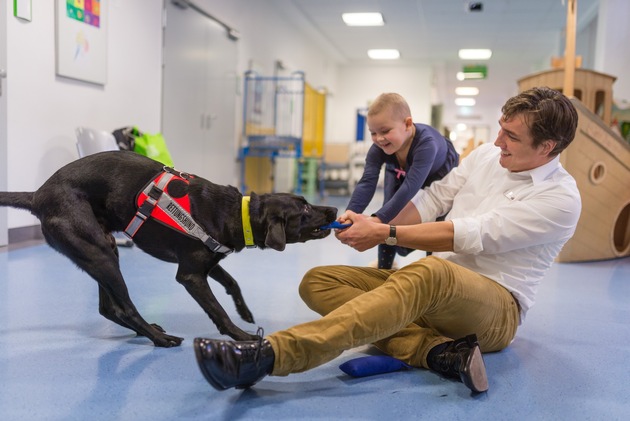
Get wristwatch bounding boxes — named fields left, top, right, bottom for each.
left=385, top=225, right=397, bottom=246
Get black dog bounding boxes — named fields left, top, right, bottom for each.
left=0, top=151, right=337, bottom=347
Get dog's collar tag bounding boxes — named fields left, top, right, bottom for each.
left=241, top=196, right=256, bottom=248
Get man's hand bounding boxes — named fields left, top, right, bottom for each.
left=335, top=210, right=388, bottom=252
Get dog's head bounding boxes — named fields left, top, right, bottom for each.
left=253, top=193, right=337, bottom=251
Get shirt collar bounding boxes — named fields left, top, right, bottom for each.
left=510, top=155, right=561, bottom=185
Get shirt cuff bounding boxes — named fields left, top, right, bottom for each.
left=451, top=218, right=483, bottom=254
left=411, top=190, right=430, bottom=220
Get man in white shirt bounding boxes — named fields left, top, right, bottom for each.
left=194, top=87, right=582, bottom=394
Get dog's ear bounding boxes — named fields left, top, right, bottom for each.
left=265, top=222, right=286, bottom=251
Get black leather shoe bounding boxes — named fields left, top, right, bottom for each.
left=428, top=334, right=488, bottom=393
left=194, top=336, right=275, bottom=390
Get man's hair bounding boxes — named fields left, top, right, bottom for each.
left=367, top=93, right=411, bottom=121
left=502, top=86, right=578, bottom=156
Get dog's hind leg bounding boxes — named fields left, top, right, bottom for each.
left=97, top=285, right=167, bottom=334
left=208, top=264, right=255, bottom=324
left=39, top=212, right=183, bottom=347
left=176, top=265, right=259, bottom=341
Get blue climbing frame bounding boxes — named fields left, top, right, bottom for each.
left=239, top=71, right=305, bottom=194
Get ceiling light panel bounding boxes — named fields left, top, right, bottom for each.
left=457, top=71, right=486, bottom=81
left=368, top=49, right=400, bottom=60
left=455, top=87, right=479, bottom=96
left=342, top=13, right=384, bottom=26
left=458, top=49, right=492, bottom=60
left=455, top=97, right=476, bottom=106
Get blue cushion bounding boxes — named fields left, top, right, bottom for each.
left=339, top=355, right=412, bottom=378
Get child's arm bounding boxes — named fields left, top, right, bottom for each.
left=345, top=144, right=384, bottom=213
left=374, top=141, right=440, bottom=222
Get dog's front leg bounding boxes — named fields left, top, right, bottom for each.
left=176, top=268, right=259, bottom=341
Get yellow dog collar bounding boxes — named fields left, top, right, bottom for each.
left=241, top=196, right=255, bottom=247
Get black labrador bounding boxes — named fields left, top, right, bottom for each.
left=0, top=151, right=337, bottom=347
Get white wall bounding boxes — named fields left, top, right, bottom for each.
left=595, top=0, right=630, bottom=102
left=0, top=0, right=7, bottom=244
left=195, top=0, right=340, bottom=88
left=5, top=0, right=163, bottom=229
left=193, top=0, right=342, bottom=147
left=330, top=65, right=433, bottom=143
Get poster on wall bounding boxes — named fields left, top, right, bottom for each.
left=55, top=0, right=107, bottom=85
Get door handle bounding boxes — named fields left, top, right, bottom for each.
left=0, top=69, right=6, bottom=97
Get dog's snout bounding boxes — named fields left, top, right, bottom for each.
left=325, top=206, right=338, bottom=220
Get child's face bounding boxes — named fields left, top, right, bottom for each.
left=367, top=110, right=413, bottom=155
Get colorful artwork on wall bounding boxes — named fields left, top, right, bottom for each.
left=65, top=0, right=101, bottom=28
left=55, top=0, right=107, bottom=85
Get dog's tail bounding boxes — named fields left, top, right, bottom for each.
left=0, top=192, right=35, bottom=211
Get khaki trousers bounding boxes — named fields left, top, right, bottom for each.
left=267, top=256, right=520, bottom=376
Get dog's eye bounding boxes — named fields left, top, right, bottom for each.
left=303, top=204, right=312, bottom=214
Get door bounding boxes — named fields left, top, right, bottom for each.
left=161, top=1, right=238, bottom=186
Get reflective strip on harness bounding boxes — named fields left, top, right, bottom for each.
left=124, top=172, right=175, bottom=238
left=154, top=193, right=233, bottom=254
left=124, top=168, right=233, bottom=255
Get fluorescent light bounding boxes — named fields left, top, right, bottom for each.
left=368, top=49, right=400, bottom=60
left=456, top=123, right=468, bottom=131
left=455, top=87, right=479, bottom=96
left=458, top=49, right=492, bottom=60
left=455, top=97, right=476, bottom=106
left=457, top=71, right=486, bottom=80
left=342, top=13, right=384, bottom=26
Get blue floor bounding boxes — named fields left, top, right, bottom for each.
left=1, top=194, right=629, bottom=420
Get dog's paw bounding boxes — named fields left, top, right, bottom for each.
left=153, top=334, right=184, bottom=347
left=236, top=307, right=255, bottom=324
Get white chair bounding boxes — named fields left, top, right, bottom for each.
left=75, top=127, right=120, bottom=157
left=75, top=126, right=134, bottom=247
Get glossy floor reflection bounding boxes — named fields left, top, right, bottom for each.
left=1, top=194, right=629, bottom=420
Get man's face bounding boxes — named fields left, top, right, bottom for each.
left=494, top=114, right=554, bottom=172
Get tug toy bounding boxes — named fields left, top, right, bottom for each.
left=319, top=221, right=352, bottom=230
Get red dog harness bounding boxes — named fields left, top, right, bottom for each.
left=124, top=167, right=233, bottom=255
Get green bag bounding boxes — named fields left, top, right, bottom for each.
left=132, top=127, right=174, bottom=167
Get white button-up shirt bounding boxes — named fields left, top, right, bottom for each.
left=411, top=142, right=582, bottom=321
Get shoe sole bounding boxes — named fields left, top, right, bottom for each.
left=461, top=345, right=488, bottom=393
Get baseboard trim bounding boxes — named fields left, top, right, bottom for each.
left=8, top=224, right=45, bottom=244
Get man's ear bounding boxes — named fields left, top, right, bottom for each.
left=265, top=222, right=286, bottom=251
left=541, top=140, right=556, bottom=155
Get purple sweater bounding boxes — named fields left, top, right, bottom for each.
left=346, top=123, right=458, bottom=223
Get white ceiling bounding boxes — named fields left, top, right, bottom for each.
left=273, top=0, right=599, bottom=131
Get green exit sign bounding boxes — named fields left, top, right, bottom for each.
left=462, top=65, right=488, bottom=79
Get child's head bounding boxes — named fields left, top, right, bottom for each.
left=367, top=93, right=414, bottom=155
left=368, top=93, right=411, bottom=121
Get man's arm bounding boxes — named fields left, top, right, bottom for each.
left=335, top=210, right=454, bottom=253
left=396, top=221, right=454, bottom=252
left=389, top=201, right=423, bottom=225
